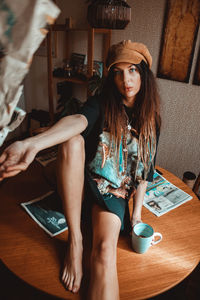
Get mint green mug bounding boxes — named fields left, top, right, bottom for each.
left=132, top=223, right=162, bottom=254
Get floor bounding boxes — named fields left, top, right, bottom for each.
left=0, top=259, right=199, bottom=300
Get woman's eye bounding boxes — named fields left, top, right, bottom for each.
left=114, top=70, right=121, bottom=76
left=129, top=67, right=136, bottom=73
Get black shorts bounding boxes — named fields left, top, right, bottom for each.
left=84, top=169, right=131, bottom=233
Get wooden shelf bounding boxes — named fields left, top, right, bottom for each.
left=53, top=76, right=88, bottom=85
left=51, top=24, right=111, bottom=34
left=52, top=24, right=87, bottom=32
left=47, top=25, right=111, bottom=123
left=93, top=28, right=112, bottom=34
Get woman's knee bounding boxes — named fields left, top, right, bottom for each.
left=58, top=134, right=85, bottom=159
left=91, top=240, right=117, bottom=268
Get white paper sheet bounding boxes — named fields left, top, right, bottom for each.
left=0, top=0, right=60, bottom=144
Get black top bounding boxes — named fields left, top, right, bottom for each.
left=79, top=95, right=159, bottom=183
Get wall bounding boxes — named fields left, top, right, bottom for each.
left=24, top=0, right=200, bottom=179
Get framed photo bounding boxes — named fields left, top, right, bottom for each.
left=193, top=46, right=200, bottom=85
left=93, top=60, right=103, bottom=78
left=70, top=53, right=86, bottom=68
left=35, top=32, right=57, bottom=58
left=157, top=0, right=200, bottom=83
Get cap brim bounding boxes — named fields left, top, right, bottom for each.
left=108, top=58, right=143, bottom=70
left=107, top=49, right=148, bottom=70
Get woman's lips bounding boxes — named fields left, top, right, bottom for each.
left=125, top=87, right=133, bottom=92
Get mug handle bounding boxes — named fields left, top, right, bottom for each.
left=151, top=232, right=162, bottom=246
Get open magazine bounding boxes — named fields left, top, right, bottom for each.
left=144, top=171, right=193, bottom=216
left=21, top=191, right=67, bottom=237
left=21, top=172, right=193, bottom=236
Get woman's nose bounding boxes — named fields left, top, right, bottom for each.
left=123, top=71, right=130, bottom=83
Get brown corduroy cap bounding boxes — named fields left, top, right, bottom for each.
left=106, top=40, right=152, bottom=70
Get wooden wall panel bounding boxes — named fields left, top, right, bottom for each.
left=157, top=0, right=200, bottom=83
left=193, top=45, right=200, bottom=85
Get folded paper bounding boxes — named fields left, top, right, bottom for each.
left=0, top=0, right=60, bottom=144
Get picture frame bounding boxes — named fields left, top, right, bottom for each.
left=157, top=0, right=200, bottom=83
left=70, top=53, right=86, bottom=68
left=193, top=46, right=200, bottom=85
left=93, top=60, right=103, bottom=78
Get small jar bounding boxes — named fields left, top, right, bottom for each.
left=64, top=63, right=72, bottom=77
left=182, top=171, right=196, bottom=189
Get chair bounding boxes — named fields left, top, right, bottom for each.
left=27, top=109, right=50, bottom=136
left=193, top=173, right=200, bottom=199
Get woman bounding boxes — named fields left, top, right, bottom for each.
left=0, top=40, right=161, bottom=299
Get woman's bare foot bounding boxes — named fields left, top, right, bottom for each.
left=62, top=238, right=83, bottom=293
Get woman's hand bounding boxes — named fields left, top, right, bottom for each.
left=0, top=140, right=37, bottom=181
left=131, top=180, right=148, bottom=228
left=131, top=217, right=142, bottom=228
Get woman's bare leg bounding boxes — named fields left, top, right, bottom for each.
left=88, top=204, right=121, bottom=300
left=56, top=134, right=85, bottom=293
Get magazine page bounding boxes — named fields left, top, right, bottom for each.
left=144, top=172, right=193, bottom=216
left=21, top=191, right=67, bottom=237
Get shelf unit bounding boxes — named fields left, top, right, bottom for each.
left=47, top=25, right=111, bottom=123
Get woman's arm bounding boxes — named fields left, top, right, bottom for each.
left=0, top=114, right=88, bottom=180
left=131, top=180, right=148, bottom=227
left=27, top=114, right=87, bottom=151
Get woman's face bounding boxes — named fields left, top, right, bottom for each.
left=113, top=62, right=141, bottom=107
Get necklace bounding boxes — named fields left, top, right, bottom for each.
left=127, top=123, right=132, bottom=131
left=121, top=117, right=131, bottom=175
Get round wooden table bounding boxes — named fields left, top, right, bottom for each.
left=0, top=163, right=199, bottom=299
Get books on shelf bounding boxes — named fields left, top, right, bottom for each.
left=144, top=171, right=193, bottom=216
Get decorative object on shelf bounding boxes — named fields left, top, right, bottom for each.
left=157, top=0, right=200, bottom=83
left=85, top=60, right=104, bottom=95
left=93, top=60, right=103, bottom=77
left=53, top=54, right=88, bottom=80
left=53, top=58, right=104, bottom=88
left=70, top=53, right=86, bottom=68
left=87, top=0, right=131, bottom=29
left=69, top=53, right=87, bottom=79
left=193, top=45, right=200, bottom=85
left=53, top=59, right=73, bottom=78
left=88, top=74, right=105, bottom=95
left=63, top=59, right=73, bottom=78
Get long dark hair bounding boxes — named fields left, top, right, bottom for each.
left=100, top=60, right=161, bottom=176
